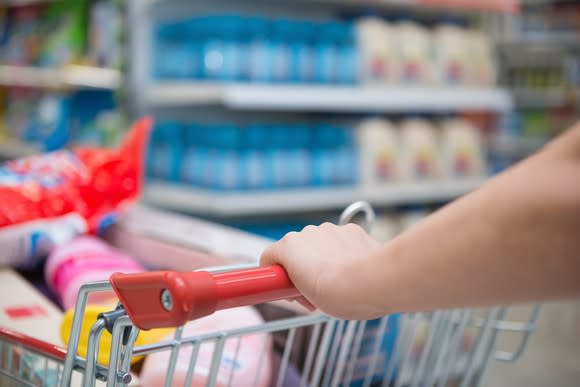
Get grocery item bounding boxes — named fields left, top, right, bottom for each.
left=39, top=0, right=87, bottom=67
left=0, top=117, right=152, bottom=269
left=439, top=119, right=485, bottom=178
left=393, top=20, right=432, bottom=84
left=433, top=24, right=469, bottom=85
left=45, top=235, right=144, bottom=309
left=356, top=17, right=396, bottom=83
left=89, top=0, right=122, bottom=68
left=140, top=306, right=272, bottom=387
left=0, top=269, right=119, bottom=386
left=60, top=303, right=173, bottom=366
left=466, top=31, right=496, bottom=86
left=356, top=118, right=399, bottom=186
left=399, top=118, right=439, bottom=180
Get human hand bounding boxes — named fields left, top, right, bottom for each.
left=260, top=222, right=384, bottom=320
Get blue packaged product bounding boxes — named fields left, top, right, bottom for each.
left=219, top=15, right=244, bottom=81
left=181, top=123, right=201, bottom=185
left=344, top=315, right=401, bottom=386
left=271, top=19, right=293, bottom=82
left=314, top=22, right=340, bottom=84
left=285, top=124, right=311, bottom=187
left=311, top=124, right=336, bottom=186
left=336, top=22, right=359, bottom=84
left=212, top=124, right=241, bottom=190
left=289, top=21, right=315, bottom=83
left=148, top=124, right=169, bottom=179
left=245, top=17, right=272, bottom=82
left=23, top=94, right=70, bottom=152
left=155, top=21, right=191, bottom=79
left=241, top=124, right=270, bottom=189
left=149, top=122, right=183, bottom=181
left=200, top=15, right=226, bottom=80
left=333, top=127, right=357, bottom=185
left=269, top=124, right=293, bottom=188
left=184, top=17, right=203, bottom=79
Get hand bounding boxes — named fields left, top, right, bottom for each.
left=260, top=222, right=383, bottom=320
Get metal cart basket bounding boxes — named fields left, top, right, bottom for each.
left=0, top=203, right=541, bottom=387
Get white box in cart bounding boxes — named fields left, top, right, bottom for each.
left=105, top=205, right=273, bottom=271
left=0, top=269, right=139, bottom=386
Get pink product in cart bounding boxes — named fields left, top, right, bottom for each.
left=140, top=306, right=272, bottom=387
left=45, top=235, right=144, bottom=309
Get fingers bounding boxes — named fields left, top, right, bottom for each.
left=296, top=296, right=317, bottom=311
left=260, top=243, right=280, bottom=267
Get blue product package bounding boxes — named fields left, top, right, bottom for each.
left=271, top=19, right=293, bottom=82
left=314, top=22, right=340, bottom=84
left=23, top=94, right=72, bottom=152
left=311, top=124, right=335, bottom=186
left=148, top=124, right=171, bottom=179
left=290, top=21, right=315, bottom=83
left=201, top=15, right=226, bottom=80
left=220, top=15, right=244, bottom=81
left=269, top=124, right=293, bottom=188
left=336, top=22, right=359, bottom=84
left=149, top=122, right=182, bottom=181
left=181, top=123, right=199, bottom=184
left=285, top=124, right=310, bottom=186
left=246, top=17, right=272, bottom=82
left=333, top=127, right=358, bottom=185
left=343, top=315, right=401, bottom=386
left=241, top=124, right=270, bottom=189
left=212, top=124, right=241, bottom=190
left=184, top=17, right=203, bottom=79
left=155, top=21, right=190, bottom=79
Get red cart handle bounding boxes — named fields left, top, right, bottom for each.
left=110, top=265, right=299, bottom=330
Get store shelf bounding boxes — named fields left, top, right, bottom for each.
left=0, top=139, right=38, bottom=160
left=513, top=89, right=570, bottom=108
left=143, top=178, right=486, bottom=216
left=488, top=135, right=548, bottom=157
left=0, top=65, right=121, bottom=90
left=147, top=83, right=513, bottom=112
left=0, top=0, right=53, bottom=5
left=499, top=32, right=580, bottom=49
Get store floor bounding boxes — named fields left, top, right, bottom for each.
left=483, top=300, right=580, bottom=387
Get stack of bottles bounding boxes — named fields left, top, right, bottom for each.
left=153, top=14, right=497, bottom=87
left=357, top=117, right=487, bottom=187
left=147, top=122, right=358, bottom=190
left=356, top=16, right=496, bottom=86
left=154, top=15, right=358, bottom=84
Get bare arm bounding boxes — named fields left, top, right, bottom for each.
left=261, top=122, right=580, bottom=319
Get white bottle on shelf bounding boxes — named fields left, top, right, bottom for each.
left=356, top=118, right=400, bottom=186
left=467, top=31, right=497, bottom=86
left=433, top=24, right=469, bottom=85
left=393, top=20, right=433, bottom=85
left=439, top=118, right=486, bottom=178
left=355, top=17, right=396, bottom=84
left=399, top=118, right=439, bottom=180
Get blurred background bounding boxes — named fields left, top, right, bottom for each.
left=0, top=0, right=578, bottom=385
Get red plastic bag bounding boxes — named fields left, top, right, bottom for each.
left=0, top=117, right=152, bottom=268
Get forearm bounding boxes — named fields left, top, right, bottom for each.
left=364, top=123, right=580, bottom=313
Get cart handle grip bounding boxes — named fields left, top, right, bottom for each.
left=110, top=265, right=299, bottom=330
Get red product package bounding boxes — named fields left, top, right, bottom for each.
left=0, top=117, right=152, bottom=268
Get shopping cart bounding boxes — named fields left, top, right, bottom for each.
left=0, top=202, right=541, bottom=387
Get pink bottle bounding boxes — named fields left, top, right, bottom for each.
left=45, top=235, right=144, bottom=309
left=140, top=306, right=272, bottom=387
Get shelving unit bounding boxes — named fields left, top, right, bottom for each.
left=146, top=83, right=513, bottom=112
left=0, top=65, right=121, bottom=90
left=144, top=178, right=486, bottom=216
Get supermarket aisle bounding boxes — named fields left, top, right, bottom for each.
left=484, top=301, right=580, bottom=387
